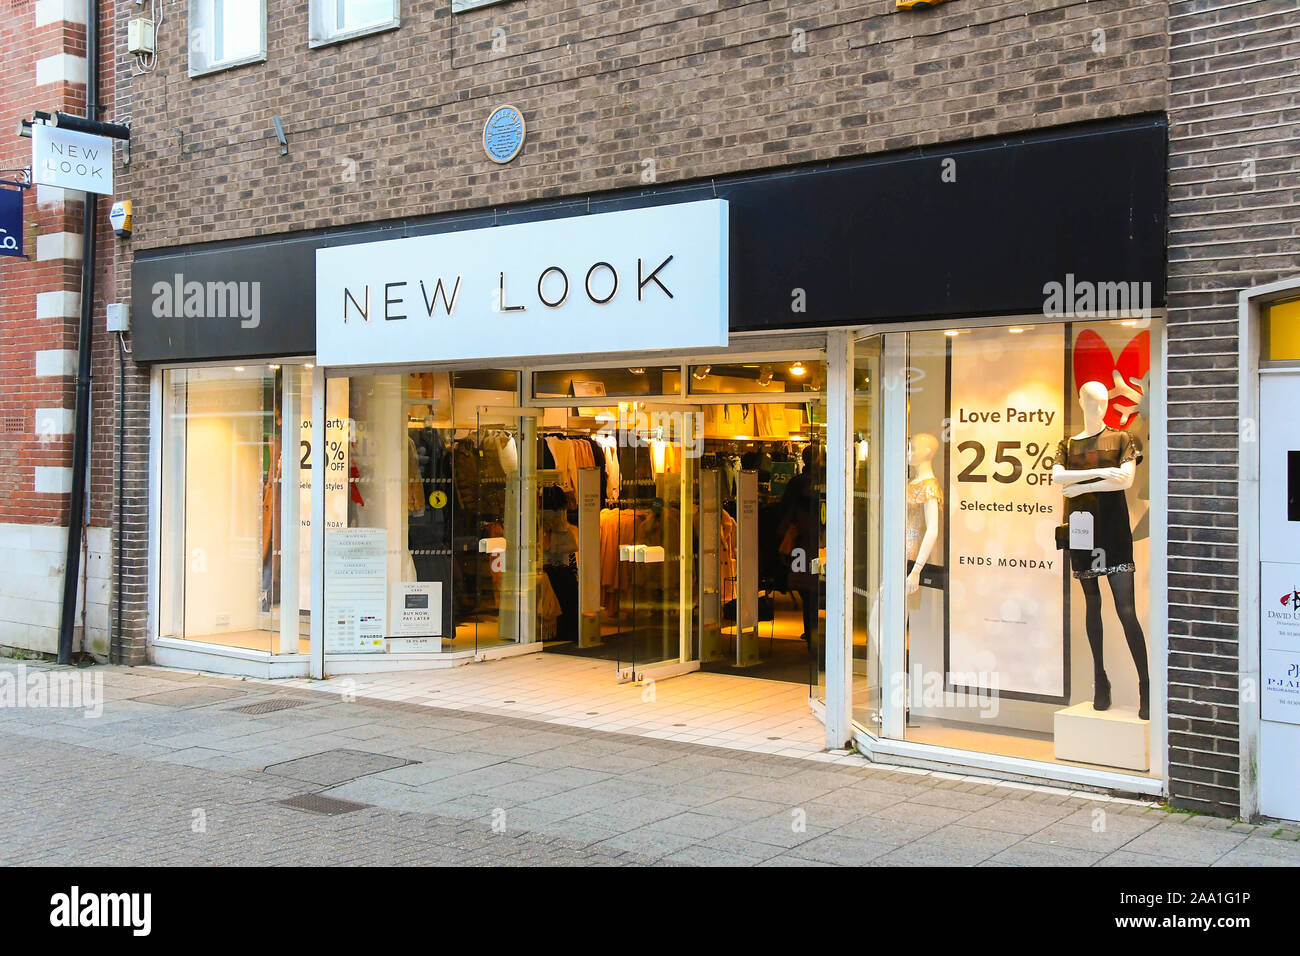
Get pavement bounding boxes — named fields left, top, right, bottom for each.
left=2, top=660, right=1298, bottom=867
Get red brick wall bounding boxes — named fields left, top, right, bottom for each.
left=0, top=0, right=118, bottom=656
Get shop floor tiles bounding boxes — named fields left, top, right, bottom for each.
left=260, top=652, right=832, bottom=761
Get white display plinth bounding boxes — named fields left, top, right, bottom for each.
left=1054, top=702, right=1149, bottom=772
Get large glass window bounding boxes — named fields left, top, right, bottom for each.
left=322, top=370, right=525, bottom=654
left=159, top=364, right=311, bottom=654
left=872, top=318, right=1157, bottom=776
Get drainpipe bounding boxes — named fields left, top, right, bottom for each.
left=56, top=0, right=100, bottom=665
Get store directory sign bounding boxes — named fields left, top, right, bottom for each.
left=315, top=200, right=728, bottom=366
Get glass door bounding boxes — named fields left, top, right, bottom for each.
left=474, top=406, right=538, bottom=653
left=851, top=334, right=885, bottom=731
left=615, top=402, right=696, bottom=681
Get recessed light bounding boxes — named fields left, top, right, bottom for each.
left=944, top=330, right=960, bottom=337
left=233, top=366, right=245, bottom=372
left=789, top=361, right=807, bottom=377
left=1008, top=328, right=1025, bottom=334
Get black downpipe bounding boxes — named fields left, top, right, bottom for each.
left=56, top=0, right=99, bottom=664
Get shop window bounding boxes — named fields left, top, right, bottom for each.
left=532, top=366, right=681, bottom=405
left=188, top=0, right=266, bottom=76
left=159, top=365, right=312, bottom=654
left=688, top=361, right=825, bottom=397
left=877, top=319, right=1157, bottom=776
left=322, top=371, right=526, bottom=655
left=851, top=335, right=884, bottom=725
left=309, top=0, right=400, bottom=47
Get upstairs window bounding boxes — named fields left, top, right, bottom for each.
left=310, top=0, right=401, bottom=47
left=189, top=0, right=266, bottom=76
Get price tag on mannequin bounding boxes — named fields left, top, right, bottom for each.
left=1069, top=510, right=1095, bottom=550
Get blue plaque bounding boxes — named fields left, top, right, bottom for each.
left=0, top=188, right=22, bottom=258
left=482, top=106, right=526, bottom=164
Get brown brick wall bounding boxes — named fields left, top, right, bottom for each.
left=116, top=0, right=1168, bottom=251
left=1165, top=0, right=1300, bottom=817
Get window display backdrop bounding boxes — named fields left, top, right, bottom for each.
left=903, top=320, right=1153, bottom=743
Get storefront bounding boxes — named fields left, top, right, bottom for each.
left=133, top=115, right=1168, bottom=794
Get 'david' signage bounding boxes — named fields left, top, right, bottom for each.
left=314, top=200, right=728, bottom=367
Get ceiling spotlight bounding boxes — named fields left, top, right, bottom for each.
left=944, top=330, right=960, bottom=337
left=692, top=365, right=712, bottom=381
left=1008, top=328, right=1025, bottom=334
left=628, top=367, right=645, bottom=375
left=789, top=361, right=807, bottom=377
left=757, top=364, right=774, bottom=387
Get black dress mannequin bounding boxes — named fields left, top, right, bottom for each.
left=1054, top=381, right=1150, bottom=721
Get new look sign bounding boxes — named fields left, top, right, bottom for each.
left=315, top=200, right=728, bottom=367
left=31, top=125, right=113, bottom=195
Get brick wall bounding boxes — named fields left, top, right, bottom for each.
left=1166, top=0, right=1299, bottom=817
left=116, top=0, right=1167, bottom=251
left=0, top=0, right=118, bottom=657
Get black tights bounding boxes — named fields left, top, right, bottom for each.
left=1079, top=570, right=1148, bottom=688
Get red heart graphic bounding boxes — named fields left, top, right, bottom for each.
left=1072, top=329, right=1150, bottom=430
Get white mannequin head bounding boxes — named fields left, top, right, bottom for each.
left=908, top=432, right=939, bottom=467
left=1079, top=380, right=1109, bottom=429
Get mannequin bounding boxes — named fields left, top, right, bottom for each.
left=902, top=433, right=942, bottom=726
left=906, top=433, right=941, bottom=594
left=1053, top=381, right=1149, bottom=720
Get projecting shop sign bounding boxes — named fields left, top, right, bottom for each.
left=31, top=125, right=114, bottom=195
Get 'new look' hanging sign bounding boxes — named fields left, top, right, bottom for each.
left=315, top=199, right=728, bottom=367
left=31, top=125, right=114, bottom=195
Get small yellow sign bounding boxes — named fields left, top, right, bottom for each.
left=430, top=490, right=448, bottom=509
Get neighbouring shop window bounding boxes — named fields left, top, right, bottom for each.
left=1262, top=297, right=1300, bottom=362
left=188, top=0, right=266, bottom=75
left=309, top=0, right=400, bottom=47
left=159, top=365, right=312, bottom=654
left=887, top=319, right=1157, bottom=776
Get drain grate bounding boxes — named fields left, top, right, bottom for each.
left=229, top=698, right=312, bottom=715
left=277, top=793, right=371, bottom=815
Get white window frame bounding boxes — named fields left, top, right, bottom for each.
left=452, top=0, right=512, bottom=12
left=310, top=0, right=401, bottom=48
left=188, top=0, right=267, bottom=78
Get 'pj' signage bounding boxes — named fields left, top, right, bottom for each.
left=315, top=200, right=728, bottom=367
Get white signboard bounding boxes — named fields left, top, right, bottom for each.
left=390, top=581, right=442, bottom=639
left=315, top=200, right=728, bottom=366
left=1261, top=561, right=1300, bottom=725
left=32, top=125, right=113, bottom=195
left=324, top=528, right=387, bottom=653
left=947, top=325, right=1067, bottom=700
